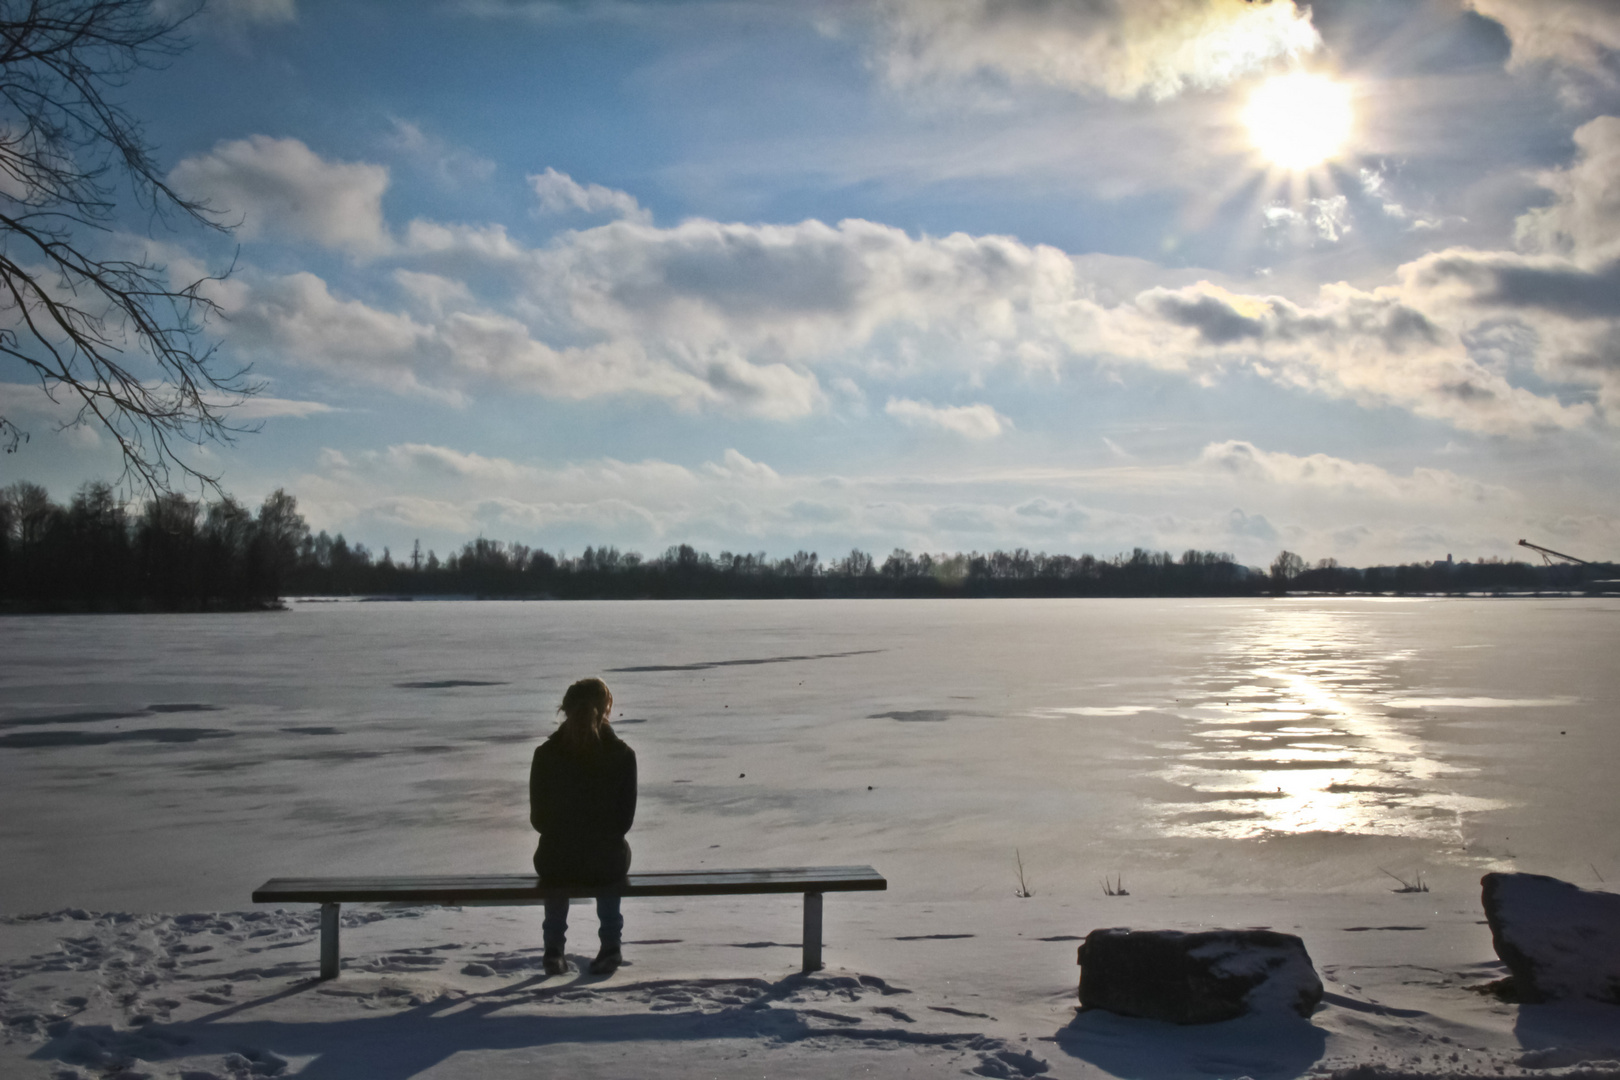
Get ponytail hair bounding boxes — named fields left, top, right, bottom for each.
left=556, top=677, right=613, bottom=752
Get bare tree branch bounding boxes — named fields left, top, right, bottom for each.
left=0, top=0, right=252, bottom=494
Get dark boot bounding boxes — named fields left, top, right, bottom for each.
left=544, top=949, right=568, bottom=976
left=588, top=946, right=621, bottom=975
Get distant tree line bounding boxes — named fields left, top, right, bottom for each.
left=1271, top=553, right=1585, bottom=595
left=293, top=540, right=1262, bottom=600
left=0, top=481, right=1611, bottom=611
left=0, top=481, right=306, bottom=611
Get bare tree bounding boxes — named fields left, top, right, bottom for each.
left=1269, top=549, right=1305, bottom=590
left=0, top=0, right=250, bottom=492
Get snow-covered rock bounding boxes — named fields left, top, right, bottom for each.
left=1481, top=872, right=1620, bottom=1004
left=1076, top=927, right=1322, bottom=1024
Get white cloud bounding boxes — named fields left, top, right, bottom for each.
left=885, top=397, right=1010, bottom=439
left=1196, top=440, right=1513, bottom=504
left=874, top=0, right=1320, bottom=100
left=473, top=495, right=665, bottom=538
left=1263, top=196, right=1351, bottom=245
left=217, top=394, right=335, bottom=421
left=529, top=168, right=650, bottom=222
left=393, top=270, right=476, bottom=318
left=387, top=119, right=497, bottom=188
left=1515, top=116, right=1620, bottom=266
left=434, top=308, right=824, bottom=417
left=1356, top=168, right=1442, bottom=231
left=1464, top=0, right=1620, bottom=81
left=384, top=443, right=532, bottom=483
left=702, top=448, right=783, bottom=485
left=217, top=265, right=826, bottom=418
left=532, top=215, right=1077, bottom=366
left=0, top=381, right=331, bottom=426
left=219, top=271, right=454, bottom=402
left=1132, top=280, right=1595, bottom=434
left=1334, top=126, right=1620, bottom=418
left=170, top=136, right=392, bottom=256
left=362, top=495, right=477, bottom=534
left=401, top=220, right=529, bottom=265
left=0, top=380, right=75, bottom=418
left=1101, top=436, right=1132, bottom=460
left=1397, top=247, right=1620, bottom=414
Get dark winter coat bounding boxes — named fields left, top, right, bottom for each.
left=529, top=726, right=637, bottom=885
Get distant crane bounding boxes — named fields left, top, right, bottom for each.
left=1518, top=540, right=1620, bottom=594
left=1517, top=539, right=1589, bottom=566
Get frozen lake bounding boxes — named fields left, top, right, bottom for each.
left=2, top=597, right=1617, bottom=912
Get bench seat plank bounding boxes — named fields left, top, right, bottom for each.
left=254, top=865, right=884, bottom=977
left=253, top=865, right=886, bottom=904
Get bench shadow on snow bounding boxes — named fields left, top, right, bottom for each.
left=1052, top=1007, right=1328, bottom=1080
left=30, top=972, right=1018, bottom=1080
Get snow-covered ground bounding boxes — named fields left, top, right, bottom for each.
left=5, top=891, right=1619, bottom=1079
left=3, top=598, right=1618, bottom=1078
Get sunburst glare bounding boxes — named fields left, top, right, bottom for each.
left=1244, top=71, right=1353, bottom=171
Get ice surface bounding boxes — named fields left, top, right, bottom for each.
left=2, top=597, right=1615, bottom=913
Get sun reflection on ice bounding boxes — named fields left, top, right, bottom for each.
left=1148, top=606, right=1509, bottom=842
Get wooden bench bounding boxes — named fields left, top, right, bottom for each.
left=252, top=865, right=886, bottom=979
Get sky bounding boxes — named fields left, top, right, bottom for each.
left=5, top=0, right=1620, bottom=568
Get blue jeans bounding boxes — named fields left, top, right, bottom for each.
left=543, top=895, right=623, bottom=953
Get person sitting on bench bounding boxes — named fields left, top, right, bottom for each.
left=530, top=677, right=637, bottom=975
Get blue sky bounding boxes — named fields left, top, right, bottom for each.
left=6, top=0, right=1620, bottom=567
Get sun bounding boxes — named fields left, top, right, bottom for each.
left=1244, top=72, right=1353, bottom=171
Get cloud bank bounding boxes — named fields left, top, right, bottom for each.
left=182, top=140, right=1620, bottom=438
left=284, top=437, right=1561, bottom=570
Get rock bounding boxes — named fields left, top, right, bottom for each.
left=1481, top=872, right=1620, bottom=1004
left=1076, top=927, right=1322, bottom=1024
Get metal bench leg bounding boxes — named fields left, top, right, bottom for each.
left=320, top=902, right=340, bottom=980
left=802, top=891, right=823, bottom=972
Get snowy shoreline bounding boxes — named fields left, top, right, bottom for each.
left=5, top=887, right=1619, bottom=1080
